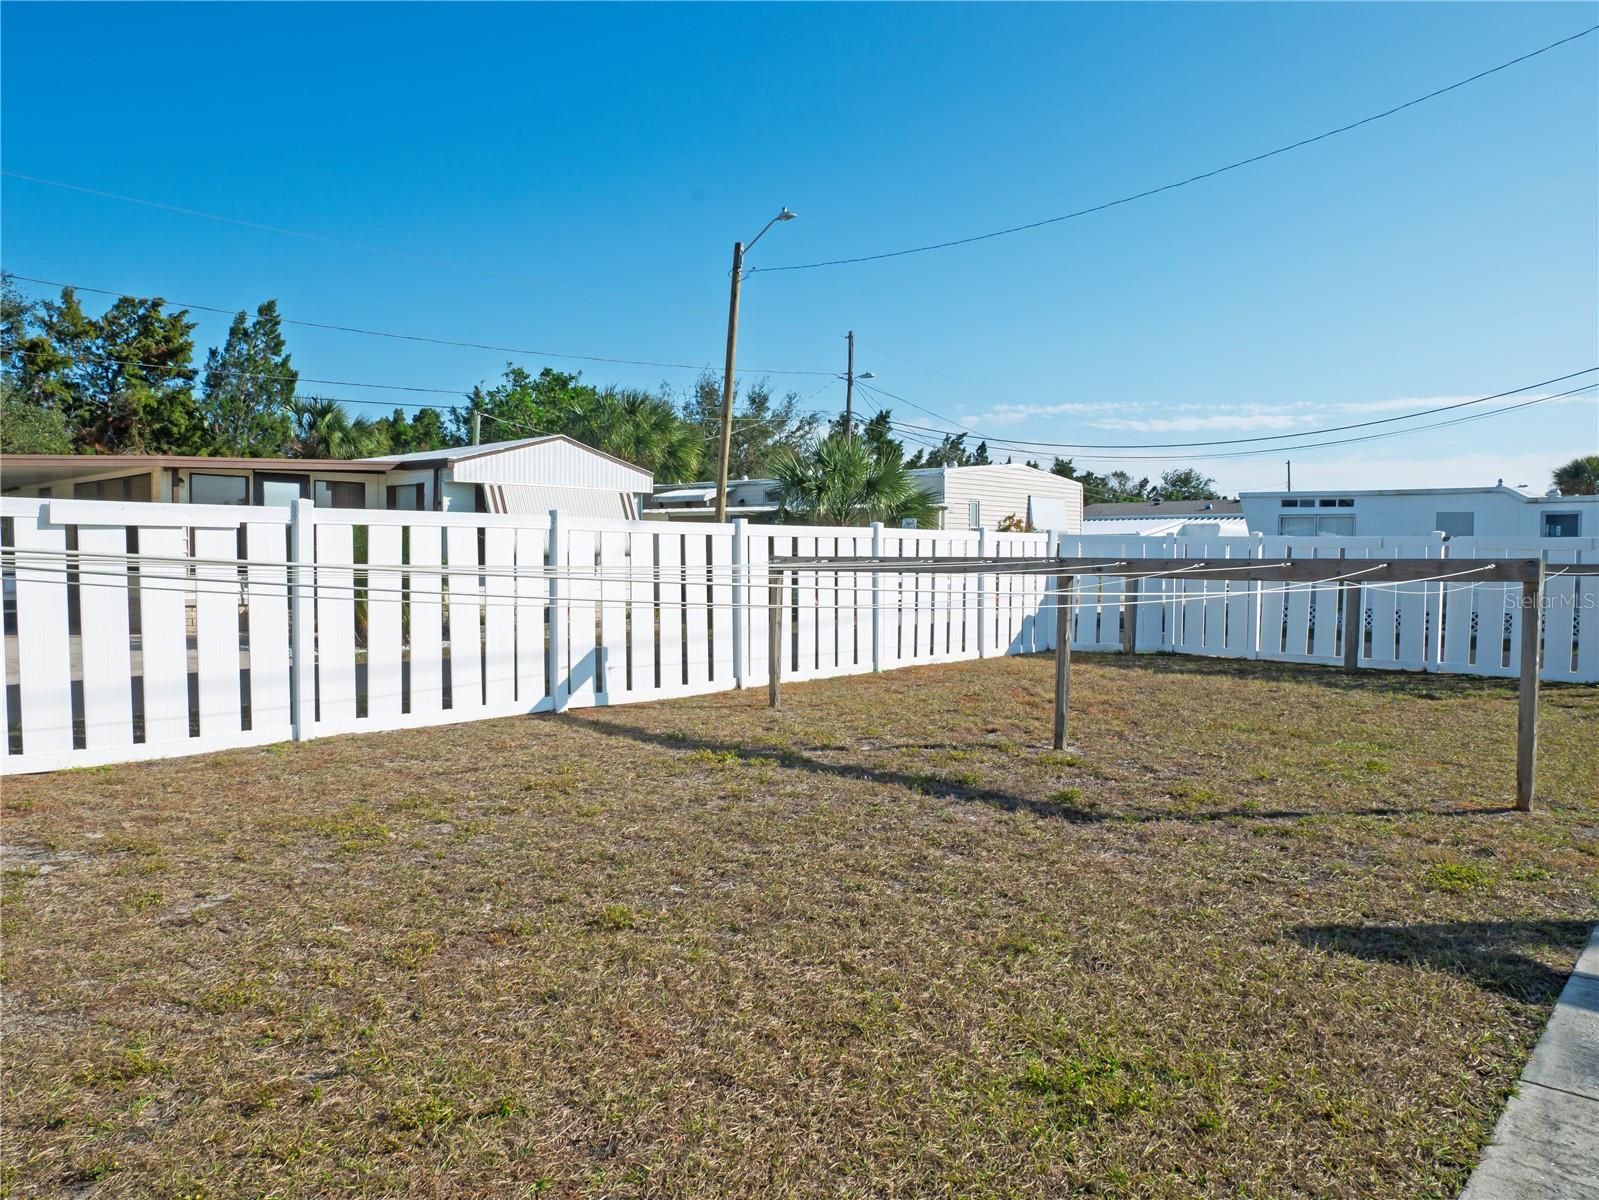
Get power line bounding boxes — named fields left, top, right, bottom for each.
left=751, top=26, right=1599, bottom=273
left=2, top=172, right=512, bottom=278
left=888, top=384, right=1598, bottom=462
left=4, top=272, right=835, bottom=378
left=876, top=368, right=1599, bottom=451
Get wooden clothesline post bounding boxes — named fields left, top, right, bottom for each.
left=1053, top=573, right=1074, bottom=750
left=1516, top=560, right=1545, bottom=812
left=761, top=553, right=1568, bottom=813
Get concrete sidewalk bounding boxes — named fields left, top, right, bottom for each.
left=1460, top=923, right=1599, bottom=1199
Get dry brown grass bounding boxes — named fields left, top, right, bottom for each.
left=3, top=653, right=1596, bottom=1199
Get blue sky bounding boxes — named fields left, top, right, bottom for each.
left=3, top=2, right=1595, bottom=493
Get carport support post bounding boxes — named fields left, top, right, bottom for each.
left=1053, top=572, right=1075, bottom=750
left=767, top=565, right=783, bottom=710
left=1516, top=560, right=1544, bottom=812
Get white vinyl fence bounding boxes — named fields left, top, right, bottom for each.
left=2, top=498, right=1593, bottom=776
left=1058, top=532, right=1598, bottom=682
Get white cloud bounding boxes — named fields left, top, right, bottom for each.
left=958, top=401, right=1120, bottom=427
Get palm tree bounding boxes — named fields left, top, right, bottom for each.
left=771, top=433, right=939, bottom=527
left=589, top=387, right=703, bottom=483
left=1552, top=455, right=1599, bottom=496
left=286, top=397, right=383, bottom=459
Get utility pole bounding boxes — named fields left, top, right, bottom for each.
left=714, top=240, right=744, bottom=523
left=844, top=330, right=855, bottom=440
left=472, top=410, right=482, bottom=446
left=1286, top=460, right=1292, bottom=491
left=714, top=208, right=795, bottom=523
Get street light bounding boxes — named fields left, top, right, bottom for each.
left=714, top=208, right=796, bottom=522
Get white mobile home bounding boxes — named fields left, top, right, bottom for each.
left=366, top=436, right=653, bottom=518
left=1238, top=484, right=1597, bottom=540
left=0, top=435, right=654, bottom=519
left=649, top=463, right=1084, bottom=532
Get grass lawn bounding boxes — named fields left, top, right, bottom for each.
left=3, top=653, right=1596, bottom=1199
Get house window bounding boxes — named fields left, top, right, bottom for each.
left=968, top=500, right=981, bottom=528
left=314, top=480, right=366, bottom=509
left=386, top=483, right=424, bottom=511
left=73, top=475, right=151, bottom=502
left=189, top=473, right=249, bottom=505
left=1434, top=511, right=1474, bottom=537
left=1542, top=512, right=1581, bottom=538
left=255, top=473, right=309, bottom=508
left=1280, top=513, right=1356, bottom=536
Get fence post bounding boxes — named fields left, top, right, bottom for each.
left=870, top=521, right=884, bottom=672
left=289, top=497, right=316, bottom=741
left=977, top=526, right=990, bottom=657
left=731, top=517, right=747, bottom=689
left=547, top=509, right=569, bottom=712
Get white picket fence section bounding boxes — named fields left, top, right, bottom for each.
left=1059, top=532, right=1598, bottom=681
left=3, top=497, right=1594, bottom=776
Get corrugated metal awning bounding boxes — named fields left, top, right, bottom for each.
left=484, top=484, right=637, bottom=520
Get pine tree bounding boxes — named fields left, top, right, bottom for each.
left=200, top=301, right=296, bottom=455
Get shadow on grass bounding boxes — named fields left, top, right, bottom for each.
left=1288, top=919, right=1593, bottom=1003
left=573, top=715, right=1507, bottom=826
left=1075, top=651, right=1599, bottom=708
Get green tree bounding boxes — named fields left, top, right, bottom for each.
left=199, top=301, right=296, bottom=455
left=287, top=397, right=384, bottom=459
left=21, top=286, right=200, bottom=453
left=1552, top=455, right=1599, bottom=496
left=906, top=432, right=990, bottom=468
left=1151, top=467, right=1220, bottom=501
left=0, top=274, right=74, bottom=453
left=454, top=365, right=584, bottom=444
left=369, top=406, right=455, bottom=455
left=588, top=386, right=703, bottom=483
left=771, top=433, right=939, bottom=527
left=458, top=365, right=703, bottom=480
left=682, top=373, right=820, bottom=480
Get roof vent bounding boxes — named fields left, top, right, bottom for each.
left=1201, top=501, right=1213, bottom=510
left=1151, top=498, right=1162, bottom=506
left=1547, top=486, right=1563, bottom=498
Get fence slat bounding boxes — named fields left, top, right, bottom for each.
left=408, top=527, right=444, bottom=715
left=515, top=524, right=548, bottom=706
left=366, top=524, right=404, bottom=720
left=13, top=511, right=74, bottom=755
left=76, top=524, right=134, bottom=751
left=245, top=522, right=292, bottom=734
left=599, top=530, right=628, bottom=698
left=484, top=527, right=517, bottom=706
left=565, top=528, right=598, bottom=707
left=193, top=527, right=243, bottom=738
left=316, top=523, right=357, bottom=723
left=137, top=525, right=192, bottom=746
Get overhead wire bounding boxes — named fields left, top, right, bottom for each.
left=751, top=26, right=1599, bottom=273
left=4, top=273, right=835, bottom=377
